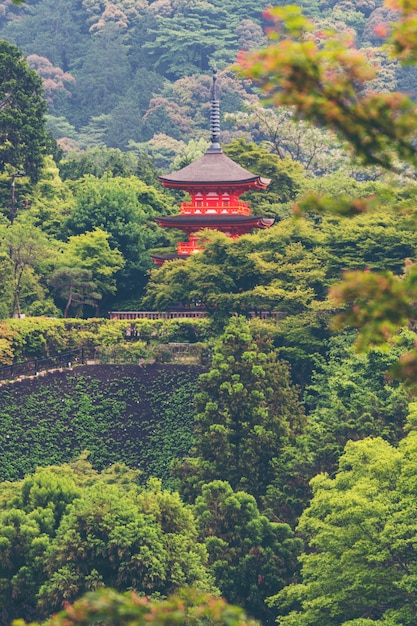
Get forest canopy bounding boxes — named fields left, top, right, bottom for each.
left=2, top=0, right=417, bottom=624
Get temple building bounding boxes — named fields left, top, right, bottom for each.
left=151, top=69, right=274, bottom=265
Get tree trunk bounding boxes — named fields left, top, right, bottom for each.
left=64, top=286, right=73, bottom=318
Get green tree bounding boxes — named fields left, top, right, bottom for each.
left=321, top=208, right=417, bottom=278
left=2, top=0, right=87, bottom=74
left=171, top=138, right=209, bottom=170
left=270, top=430, right=417, bottom=626
left=0, top=40, right=47, bottom=182
left=0, top=465, right=82, bottom=625
left=303, top=332, right=410, bottom=477
left=0, top=249, right=14, bottom=319
left=194, top=480, right=301, bottom=624
left=0, top=508, right=49, bottom=624
left=68, top=26, right=131, bottom=128
left=265, top=309, right=332, bottom=389
left=174, top=317, right=304, bottom=505
left=226, top=102, right=349, bottom=175
left=0, top=461, right=214, bottom=623
left=49, top=267, right=101, bottom=318
left=142, top=4, right=239, bottom=80
left=143, top=219, right=328, bottom=323
left=38, top=479, right=213, bottom=615
left=64, top=228, right=124, bottom=312
left=102, top=69, right=164, bottom=152
left=142, top=239, right=237, bottom=318
left=28, top=155, right=75, bottom=236
left=64, top=176, right=171, bottom=305
left=0, top=220, right=56, bottom=317
left=58, top=147, right=158, bottom=184
left=222, top=139, right=306, bottom=212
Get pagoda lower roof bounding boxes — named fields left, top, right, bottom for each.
left=158, top=151, right=270, bottom=189
left=155, top=215, right=275, bottom=228
left=150, top=253, right=189, bottom=265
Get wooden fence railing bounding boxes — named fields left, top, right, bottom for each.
left=109, top=311, right=207, bottom=320
left=0, top=344, right=204, bottom=383
left=109, top=311, right=283, bottom=321
left=0, top=348, right=89, bottom=382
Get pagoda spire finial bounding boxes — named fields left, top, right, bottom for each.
left=207, top=67, right=222, bottom=154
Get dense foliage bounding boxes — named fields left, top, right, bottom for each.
left=194, top=480, right=301, bottom=624
left=0, top=460, right=214, bottom=624
left=174, top=317, right=305, bottom=503
left=238, top=0, right=417, bottom=384
left=0, top=364, right=200, bottom=482
left=0, top=316, right=214, bottom=364
left=270, top=430, right=417, bottom=626
left=0, top=0, right=414, bottom=160
left=0, top=314, right=415, bottom=623
left=0, top=40, right=47, bottom=181
left=0, top=318, right=308, bottom=624
left=1, top=0, right=417, bottom=623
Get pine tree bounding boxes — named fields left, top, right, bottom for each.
left=175, top=316, right=304, bottom=504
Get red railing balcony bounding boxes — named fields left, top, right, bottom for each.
left=179, top=202, right=251, bottom=216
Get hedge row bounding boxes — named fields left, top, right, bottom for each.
left=0, top=317, right=215, bottom=364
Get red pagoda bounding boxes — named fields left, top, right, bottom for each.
left=152, top=69, right=274, bottom=265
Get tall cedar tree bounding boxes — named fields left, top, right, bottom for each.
left=0, top=41, right=47, bottom=182
left=175, top=317, right=304, bottom=503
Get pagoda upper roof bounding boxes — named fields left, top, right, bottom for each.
left=158, top=151, right=271, bottom=189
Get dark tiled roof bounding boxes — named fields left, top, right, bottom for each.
left=159, top=151, right=270, bottom=186
left=155, top=214, right=275, bottom=229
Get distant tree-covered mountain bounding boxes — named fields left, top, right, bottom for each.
left=0, top=0, right=415, bottom=161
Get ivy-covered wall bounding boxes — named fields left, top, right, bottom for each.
left=0, top=364, right=201, bottom=483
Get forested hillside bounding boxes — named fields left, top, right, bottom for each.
left=0, top=0, right=415, bottom=161
left=2, top=0, right=417, bottom=624
left=0, top=0, right=269, bottom=154
left=0, top=0, right=416, bottom=316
